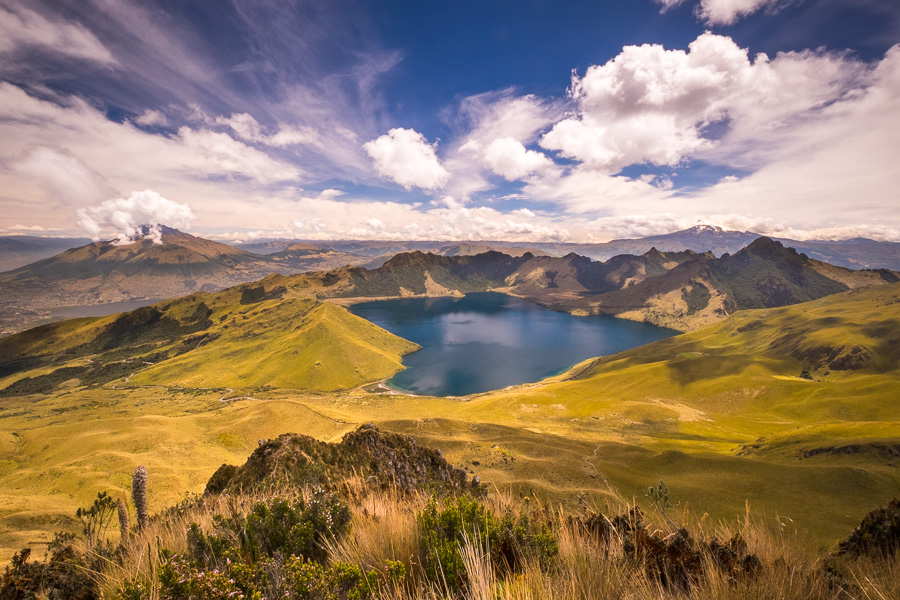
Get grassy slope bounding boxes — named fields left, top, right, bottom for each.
left=129, top=300, right=417, bottom=391
left=0, top=280, right=418, bottom=394
left=0, top=285, right=897, bottom=561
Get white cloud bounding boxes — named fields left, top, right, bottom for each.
left=588, top=213, right=691, bottom=239
left=0, top=3, right=116, bottom=65
left=455, top=92, right=561, bottom=148
left=363, top=128, right=449, bottom=190
left=654, top=0, right=788, bottom=26
left=540, top=33, right=863, bottom=175
left=214, top=112, right=320, bottom=148
left=0, top=83, right=303, bottom=219
left=76, top=190, right=195, bottom=243
left=441, top=92, right=563, bottom=197
left=135, top=109, right=168, bottom=127
left=14, top=146, right=116, bottom=206
left=177, top=127, right=300, bottom=184
left=6, top=224, right=59, bottom=232
left=215, top=113, right=263, bottom=142
left=692, top=44, right=900, bottom=230
left=268, top=126, right=320, bottom=148
left=697, top=0, right=787, bottom=26
left=270, top=191, right=574, bottom=243
left=483, top=138, right=555, bottom=180
left=655, top=0, right=688, bottom=11
left=523, top=166, right=672, bottom=214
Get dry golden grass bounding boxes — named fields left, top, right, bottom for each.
left=85, top=483, right=899, bottom=600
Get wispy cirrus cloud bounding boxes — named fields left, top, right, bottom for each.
left=0, top=1, right=116, bottom=65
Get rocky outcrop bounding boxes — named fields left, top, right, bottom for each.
left=205, top=424, right=477, bottom=495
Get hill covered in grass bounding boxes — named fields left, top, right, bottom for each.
left=0, top=277, right=418, bottom=396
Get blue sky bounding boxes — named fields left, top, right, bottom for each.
left=1, top=0, right=898, bottom=243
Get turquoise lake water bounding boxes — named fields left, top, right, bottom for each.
left=349, top=292, right=678, bottom=396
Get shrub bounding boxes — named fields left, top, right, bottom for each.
left=417, top=496, right=557, bottom=593
left=76, top=491, right=117, bottom=551
left=284, top=557, right=381, bottom=600
left=0, top=534, right=97, bottom=600
left=156, top=491, right=354, bottom=598
left=838, top=498, right=900, bottom=557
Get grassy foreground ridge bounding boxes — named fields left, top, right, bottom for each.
left=3, top=426, right=899, bottom=599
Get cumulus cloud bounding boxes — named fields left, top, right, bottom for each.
left=363, top=128, right=449, bottom=190
left=76, top=190, right=195, bottom=243
left=271, top=191, right=574, bottom=243
left=442, top=92, right=563, bottom=197
left=483, top=138, right=555, bottom=180
left=539, top=33, right=864, bottom=175
left=455, top=92, right=562, bottom=149
left=0, top=3, right=117, bottom=65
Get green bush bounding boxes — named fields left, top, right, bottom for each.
left=284, top=557, right=384, bottom=600
left=156, top=491, right=356, bottom=598
left=417, top=496, right=557, bottom=593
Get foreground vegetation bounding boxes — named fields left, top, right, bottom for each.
left=3, top=473, right=899, bottom=599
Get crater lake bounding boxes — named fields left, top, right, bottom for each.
left=349, top=292, right=679, bottom=396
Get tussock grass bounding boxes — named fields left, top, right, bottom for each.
left=87, top=484, right=898, bottom=600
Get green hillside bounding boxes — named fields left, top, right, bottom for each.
left=130, top=299, right=417, bottom=391
left=0, top=282, right=897, bottom=562
left=0, top=279, right=418, bottom=396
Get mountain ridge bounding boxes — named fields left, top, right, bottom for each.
left=296, top=237, right=898, bottom=331
left=3, top=226, right=898, bottom=336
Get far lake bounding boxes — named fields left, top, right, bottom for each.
left=350, top=292, right=678, bottom=396
left=48, top=298, right=163, bottom=320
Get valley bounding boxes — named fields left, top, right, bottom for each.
left=0, top=262, right=897, bottom=563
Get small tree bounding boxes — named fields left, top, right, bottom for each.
left=647, top=480, right=678, bottom=528
left=76, top=491, right=117, bottom=551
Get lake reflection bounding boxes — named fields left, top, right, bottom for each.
left=349, top=292, right=678, bottom=396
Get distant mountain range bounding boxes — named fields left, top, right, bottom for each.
left=2, top=235, right=896, bottom=394
left=227, top=225, right=900, bottom=270
left=541, top=225, right=900, bottom=270
left=2, top=225, right=899, bottom=336
left=0, top=235, right=92, bottom=271
left=260, top=236, right=899, bottom=331
left=0, top=227, right=374, bottom=335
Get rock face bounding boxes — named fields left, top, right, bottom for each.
left=205, top=424, right=475, bottom=495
